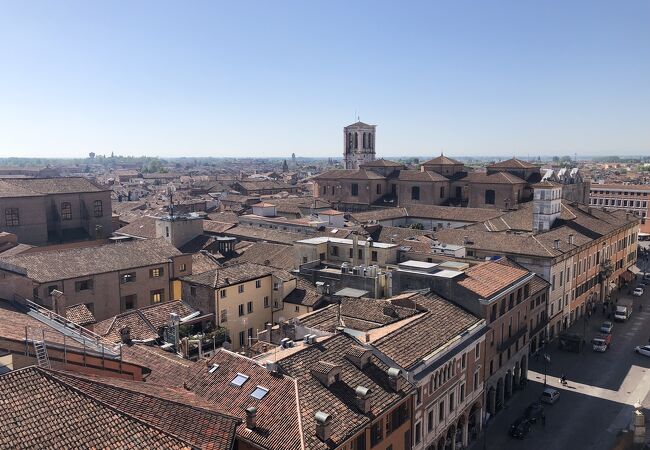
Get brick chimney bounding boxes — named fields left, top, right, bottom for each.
left=315, top=411, right=332, bottom=441
left=355, top=386, right=372, bottom=413
left=245, top=406, right=257, bottom=430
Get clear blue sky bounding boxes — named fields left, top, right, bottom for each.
left=0, top=0, right=648, bottom=159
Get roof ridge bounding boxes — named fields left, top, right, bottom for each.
left=36, top=367, right=198, bottom=449
left=530, top=235, right=554, bottom=257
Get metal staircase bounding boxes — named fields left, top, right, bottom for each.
left=33, top=340, right=51, bottom=369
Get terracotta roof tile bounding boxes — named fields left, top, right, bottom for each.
left=0, top=367, right=195, bottom=449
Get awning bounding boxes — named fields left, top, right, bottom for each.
left=629, top=265, right=642, bottom=275
left=620, top=271, right=635, bottom=283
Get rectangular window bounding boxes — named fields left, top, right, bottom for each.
left=179, top=263, right=187, bottom=272
left=460, top=383, right=465, bottom=402
left=461, top=353, right=466, bottom=369
left=238, top=304, right=244, bottom=316
left=93, top=200, right=103, bottom=217
left=239, top=330, right=245, bottom=347
left=190, top=286, right=197, bottom=296
left=411, top=186, right=420, bottom=200
left=75, top=279, right=93, bottom=292
left=247, top=301, right=253, bottom=313
left=255, top=279, right=261, bottom=288
left=121, top=272, right=136, bottom=283
left=61, top=202, right=72, bottom=220
left=371, top=251, right=378, bottom=262
left=220, top=309, right=228, bottom=323
left=358, top=249, right=363, bottom=260
left=449, top=391, right=455, bottom=412
left=438, top=401, right=445, bottom=421
left=475, top=343, right=480, bottom=359
left=370, top=420, right=384, bottom=446
left=415, top=386, right=422, bottom=405
left=121, top=294, right=136, bottom=311
left=427, top=409, right=434, bottom=432
left=5, top=208, right=19, bottom=226
left=238, top=285, right=244, bottom=293
left=264, top=296, right=269, bottom=308
left=220, top=289, right=227, bottom=298
left=150, top=267, right=163, bottom=278
left=440, top=186, right=445, bottom=198
left=150, top=289, right=164, bottom=303
left=331, top=246, right=339, bottom=256
left=349, top=248, right=353, bottom=258
left=351, top=183, right=359, bottom=196
left=415, top=421, right=421, bottom=444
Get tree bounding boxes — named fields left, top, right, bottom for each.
left=409, top=222, right=424, bottom=230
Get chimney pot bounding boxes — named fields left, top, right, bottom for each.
left=315, top=411, right=332, bottom=441
left=355, top=385, right=372, bottom=413
left=245, top=406, right=257, bottom=430
left=387, top=367, right=404, bottom=392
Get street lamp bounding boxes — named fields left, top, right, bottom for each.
left=543, top=353, right=551, bottom=388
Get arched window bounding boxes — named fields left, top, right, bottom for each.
left=354, top=132, right=358, bottom=149
left=61, top=202, right=72, bottom=220
left=93, top=200, right=103, bottom=217
left=347, top=132, right=353, bottom=150
left=368, top=133, right=373, bottom=149
left=363, top=132, right=367, bottom=149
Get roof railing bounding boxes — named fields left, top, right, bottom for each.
left=13, top=294, right=119, bottom=354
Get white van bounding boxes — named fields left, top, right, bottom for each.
left=540, top=387, right=560, bottom=404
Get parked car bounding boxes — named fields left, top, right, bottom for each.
left=540, top=387, right=560, bottom=404
left=639, top=282, right=647, bottom=288
left=509, top=418, right=532, bottom=439
left=633, top=287, right=644, bottom=297
left=600, top=321, right=614, bottom=334
left=523, top=402, right=545, bottom=423
left=591, top=334, right=611, bottom=352
left=635, top=345, right=650, bottom=357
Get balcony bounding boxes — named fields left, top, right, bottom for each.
left=497, top=325, right=528, bottom=352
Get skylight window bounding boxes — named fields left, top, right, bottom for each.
left=209, top=364, right=220, bottom=374
left=251, top=386, right=269, bottom=400
left=231, top=373, right=250, bottom=387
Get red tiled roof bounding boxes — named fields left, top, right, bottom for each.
left=0, top=367, right=195, bottom=449
left=184, top=349, right=304, bottom=450
left=458, top=259, right=530, bottom=298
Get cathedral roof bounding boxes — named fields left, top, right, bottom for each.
left=360, top=158, right=403, bottom=168
left=421, top=155, right=464, bottom=166
left=488, top=158, right=538, bottom=169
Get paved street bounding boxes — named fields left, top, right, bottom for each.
left=483, top=279, right=650, bottom=450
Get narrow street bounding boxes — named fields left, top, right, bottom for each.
left=483, top=280, right=650, bottom=450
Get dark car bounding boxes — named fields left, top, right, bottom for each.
left=509, top=418, right=531, bottom=439
left=523, top=402, right=545, bottom=423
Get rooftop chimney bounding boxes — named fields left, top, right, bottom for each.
left=245, top=406, right=257, bottom=430
left=315, top=411, right=332, bottom=441
left=355, top=386, right=372, bottom=413
left=387, top=367, right=404, bottom=392
left=119, top=327, right=132, bottom=344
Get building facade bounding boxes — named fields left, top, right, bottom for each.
left=0, top=178, right=113, bottom=246
left=589, top=183, right=650, bottom=234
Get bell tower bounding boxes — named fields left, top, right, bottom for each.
left=344, top=120, right=376, bottom=169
